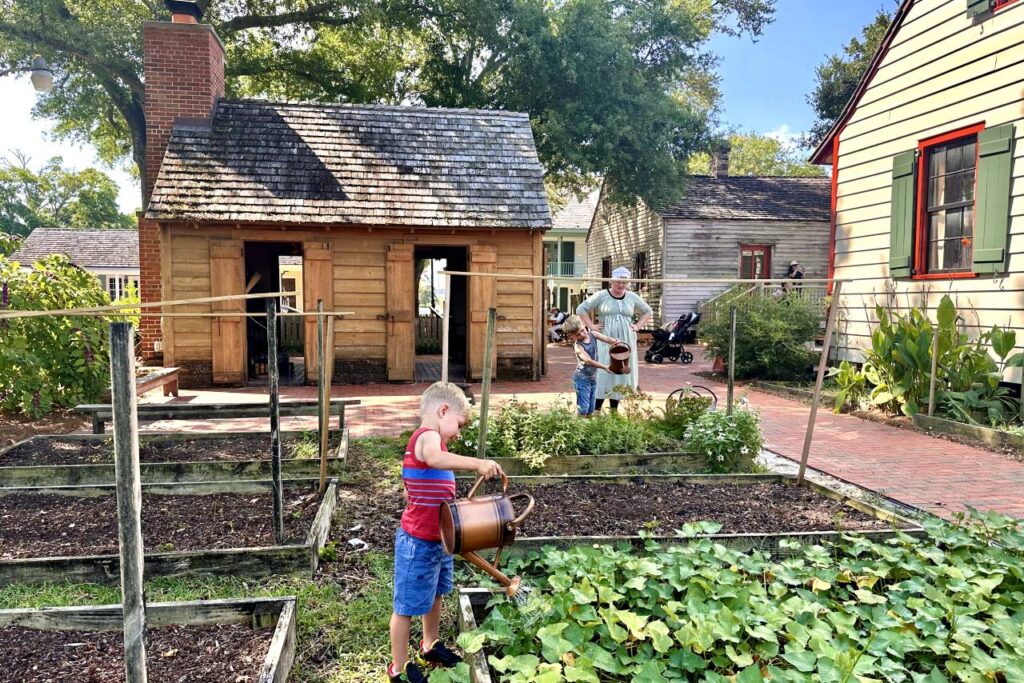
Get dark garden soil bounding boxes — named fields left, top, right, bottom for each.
left=1, top=623, right=272, bottom=683
left=509, top=480, right=900, bottom=537
left=0, top=433, right=338, bottom=467
left=0, top=410, right=88, bottom=450
left=0, top=489, right=320, bottom=559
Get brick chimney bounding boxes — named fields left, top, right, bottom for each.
left=137, top=0, right=224, bottom=355
left=710, top=142, right=731, bottom=179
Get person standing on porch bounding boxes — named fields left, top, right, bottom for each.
left=575, top=267, right=653, bottom=412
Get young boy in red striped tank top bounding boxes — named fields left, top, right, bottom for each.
left=388, top=382, right=504, bottom=683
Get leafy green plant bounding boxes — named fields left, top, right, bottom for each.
left=287, top=431, right=320, bottom=459
left=461, top=510, right=1024, bottom=682
left=656, top=393, right=713, bottom=440
left=699, top=288, right=825, bottom=380
left=0, top=232, right=21, bottom=257
left=684, top=406, right=762, bottom=473
left=825, top=360, right=866, bottom=413
left=0, top=254, right=113, bottom=416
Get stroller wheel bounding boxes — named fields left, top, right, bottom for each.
left=681, top=351, right=694, bottom=365
left=644, top=350, right=654, bottom=362
left=652, top=354, right=664, bottom=364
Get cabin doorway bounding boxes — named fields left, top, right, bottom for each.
left=243, top=241, right=305, bottom=385
left=413, top=246, right=468, bottom=383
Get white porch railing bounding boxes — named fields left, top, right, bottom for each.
left=547, top=261, right=587, bottom=277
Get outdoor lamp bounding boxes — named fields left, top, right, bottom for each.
left=30, top=54, right=53, bottom=93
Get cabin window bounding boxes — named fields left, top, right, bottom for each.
left=739, top=245, right=771, bottom=280
left=915, top=127, right=980, bottom=276
left=601, top=257, right=611, bottom=289
left=101, top=274, right=137, bottom=301
left=633, top=252, right=648, bottom=291
left=281, top=277, right=297, bottom=309
left=994, top=0, right=1019, bottom=11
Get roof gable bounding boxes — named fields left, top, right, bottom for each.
left=145, top=100, right=551, bottom=229
left=659, top=176, right=831, bottom=222
left=10, top=228, right=139, bottom=269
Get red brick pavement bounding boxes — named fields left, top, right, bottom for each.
left=139, top=344, right=1024, bottom=519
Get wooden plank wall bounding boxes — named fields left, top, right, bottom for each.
left=833, top=0, right=1024, bottom=372
left=585, top=197, right=666, bottom=323
left=159, top=227, right=543, bottom=382
left=661, top=219, right=830, bottom=321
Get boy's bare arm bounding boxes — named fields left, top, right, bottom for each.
left=417, top=430, right=504, bottom=478
left=593, top=331, right=620, bottom=345
left=574, top=344, right=611, bottom=371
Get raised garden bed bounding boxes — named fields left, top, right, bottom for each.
left=0, top=596, right=295, bottom=682
left=485, top=451, right=703, bottom=476
left=913, top=413, right=1024, bottom=450
left=0, top=430, right=348, bottom=487
left=0, top=478, right=337, bottom=586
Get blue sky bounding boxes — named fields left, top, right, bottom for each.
left=708, top=0, right=897, bottom=146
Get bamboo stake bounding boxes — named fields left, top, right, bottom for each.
left=317, top=300, right=329, bottom=494
left=267, top=299, right=284, bottom=545
left=441, top=272, right=452, bottom=384
left=727, top=306, right=737, bottom=416
left=477, top=308, right=497, bottom=459
left=928, top=324, right=940, bottom=417
left=108, top=322, right=148, bottom=683
left=0, top=290, right=289, bottom=320
left=798, top=281, right=844, bottom=484
left=319, top=311, right=335, bottom=496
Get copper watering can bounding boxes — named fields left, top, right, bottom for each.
left=439, top=473, right=535, bottom=597
left=608, top=341, right=631, bottom=375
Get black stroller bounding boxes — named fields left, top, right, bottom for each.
left=644, top=312, right=700, bottom=364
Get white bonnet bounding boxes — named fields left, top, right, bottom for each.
left=611, top=267, right=632, bottom=280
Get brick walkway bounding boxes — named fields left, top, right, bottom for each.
left=139, top=343, right=1024, bottom=519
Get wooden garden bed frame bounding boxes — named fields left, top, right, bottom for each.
left=466, top=451, right=705, bottom=477
left=74, top=397, right=360, bottom=435
left=0, top=430, right=349, bottom=487
left=0, top=596, right=297, bottom=683
left=913, top=413, right=1024, bottom=450
left=480, top=473, right=922, bottom=559
left=0, top=478, right=338, bottom=587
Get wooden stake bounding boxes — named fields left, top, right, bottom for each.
left=108, top=322, right=148, bottom=683
left=317, top=300, right=329, bottom=495
left=799, top=281, right=844, bottom=483
left=319, top=309, right=334, bottom=496
left=727, top=306, right=737, bottom=416
left=267, top=299, right=284, bottom=544
left=928, top=323, right=940, bottom=417
left=477, top=308, right=497, bottom=459
left=441, top=272, right=452, bottom=384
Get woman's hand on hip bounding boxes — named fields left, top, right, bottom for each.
left=630, top=323, right=640, bottom=332
left=592, top=323, right=604, bottom=332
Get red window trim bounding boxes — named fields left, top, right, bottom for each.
left=994, top=0, right=1020, bottom=12
left=912, top=122, right=985, bottom=281
left=827, top=136, right=839, bottom=295
left=739, top=244, right=771, bottom=280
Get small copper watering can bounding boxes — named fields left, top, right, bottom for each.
left=608, top=341, right=631, bottom=375
left=439, top=473, right=534, bottom=597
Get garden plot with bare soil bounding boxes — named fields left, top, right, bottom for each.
left=0, top=488, right=320, bottom=559
left=0, top=433, right=338, bottom=466
left=1, top=623, right=272, bottom=682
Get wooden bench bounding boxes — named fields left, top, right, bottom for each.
left=135, top=366, right=180, bottom=398
left=75, top=398, right=361, bottom=435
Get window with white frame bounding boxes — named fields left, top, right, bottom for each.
left=99, top=274, right=138, bottom=301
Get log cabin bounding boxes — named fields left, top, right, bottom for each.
left=811, top=0, right=1022, bottom=373
left=138, top=4, right=550, bottom=387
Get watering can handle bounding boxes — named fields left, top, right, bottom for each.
left=467, top=471, right=509, bottom=498
left=507, top=493, right=535, bottom=529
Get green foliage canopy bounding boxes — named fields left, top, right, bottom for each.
left=805, top=8, right=893, bottom=149
left=0, top=0, right=776, bottom=209
left=0, top=153, right=135, bottom=236
left=688, top=132, right=826, bottom=177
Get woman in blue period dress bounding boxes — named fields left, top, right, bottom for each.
left=575, top=267, right=654, bottom=412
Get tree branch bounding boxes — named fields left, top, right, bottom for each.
left=217, top=2, right=358, bottom=33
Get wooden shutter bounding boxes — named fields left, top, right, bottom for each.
left=209, top=239, right=246, bottom=385
left=303, top=241, right=334, bottom=384
left=386, top=243, right=415, bottom=381
left=468, top=245, right=498, bottom=381
left=967, top=0, right=991, bottom=17
left=889, top=151, right=917, bottom=279
left=973, top=123, right=1015, bottom=274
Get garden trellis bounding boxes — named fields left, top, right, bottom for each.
left=440, top=269, right=847, bottom=484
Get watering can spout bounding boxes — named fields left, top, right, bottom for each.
left=461, top=550, right=523, bottom=598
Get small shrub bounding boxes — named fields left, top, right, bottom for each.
left=656, top=393, right=713, bottom=440
left=287, top=431, right=320, bottom=459
left=684, top=406, right=762, bottom=473
left=826, top=360, right=867, bottom=413
left=699, top=288, right=825, bottom=380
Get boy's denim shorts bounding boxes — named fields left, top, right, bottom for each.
left=573, top=374, right=597, bottom=416
left=393, top=527, right=454, bottom=616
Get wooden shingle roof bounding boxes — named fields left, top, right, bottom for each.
left=146, top=100, right=551, bottom=229
left=660, top=176, right=831, bottom=222
left=10, top=228, right=139, bottom=269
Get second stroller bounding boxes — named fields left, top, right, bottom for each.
left=644, top=311, right=700, bottom=364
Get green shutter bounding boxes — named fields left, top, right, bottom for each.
left=889, top=150, right=917, bottom=279
left=967, top=0, right=991, bottom=17
left=973, top=123, right=1016, bottom=274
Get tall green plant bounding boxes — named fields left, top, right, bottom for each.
left=0, top=255, right=112, bottom=416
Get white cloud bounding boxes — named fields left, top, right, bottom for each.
left=764, top=124, right=804, bottom=153
left=0, top=75, right=140, bottom=215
